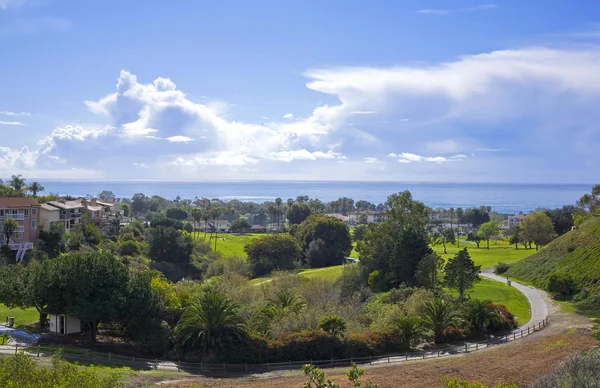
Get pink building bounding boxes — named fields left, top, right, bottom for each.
left=0, top=197, right=40, bottom=261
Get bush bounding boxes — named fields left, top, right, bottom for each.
left=494, top=262, right=510, bottom=275
left=244, top=234, right=301, bottom=277
left=166, top=207, right=188, bottom=221
left=487, top=304, right=517, bottom=332
left=83, top=223, right=103, bottom=245
left=119, top=240, right=141, bottom=256
left=547, top=272, right=578, bottom=298
left=531, top=351, right=600, bottom=388
left=443, top=379, right=517, bottom=388
left=318, top=315, right=347, bottom=338
left=205, top=256, right=251, bottom=279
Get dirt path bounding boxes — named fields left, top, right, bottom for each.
left=136, top=306, right=597, bottom=388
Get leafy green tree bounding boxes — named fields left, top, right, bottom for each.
left=287, top=201, right=312, bottom=225
left=388, top=314, right=426, bottom=349
left=28, top=181, right=44, bottom=197
left=547, top=273, right=578, bottom=297
left=456, top=207, right=464, bottom=247
left=318, top=315, right=347, bottom=338
left=445, top=248, right=481, bottom=299
left=544, top=205, right=576, bottom=236
left=174, top=291, right=248, bottom=351
left=230, top=218, right=252, bottom=233
left=353, top=224, right=367, bottom=241
left=83, top=223, right=102, bottom=245
left=97, top=190, right=116, bottom=202
left=3, top=218, right=19, bottom=244
left=166, top=206, right=189, bottom=221
left=416, top=252, right=445, bottom=289
left=577, top=184, right=600, bottom=213
left=118, top=240, right=140, bottom=256
left=244, top=234, right=301, bottom=276
left=521, top=212, right=556, bottom=251
left=462, top=299, right=499, bottom=335
left=464, top=208, right=490, bottom=229
left=439, top=227, right=456, bottom=254
left=275, top=197, right=282, bottom=230
left=477, top=221, right=500, bottom=250
left=38, top=224, right=63, bottom=258
left=8, top=174, right=26, bottom=191
left=294, top=214, right=352, bottom=268
left=303, top=363, right=379, bottom=388
left=190, top=207, right=202, bottom=235
left=467, top=231, right=483, bottom=249
left=119, top=202, right=131, bottom=217
left=0, top=184, right=25, bottom=198
left=131, top=193, right=148, bottom=215
left=147, top=225, right=194, bottom=263
left=421, top=297, right=460, bottom=344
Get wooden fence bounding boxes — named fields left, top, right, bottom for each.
left=0, top=317, right=549, bottom=374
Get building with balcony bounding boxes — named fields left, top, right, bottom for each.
left=0, top=197, right=40, bottom=261
left=44, top=200, right=85, bottom=233
left=508, top=214, right=526, bottom=230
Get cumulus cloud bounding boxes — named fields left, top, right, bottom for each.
left=364, top=157, right=380, bottom=163
left=392, top=152, right=469, bottom=164
left=166, top=135, right=193, bottom=143
left=283, top=113, right=294, bottom=119
left=268, top=149, right=345, bottom=162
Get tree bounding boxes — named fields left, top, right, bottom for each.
left=449, top=207, right=455, bottom=231
left=244, top=234, right=301, bottom=276
left=131, top=193, right=148, bottom=215
left=318, top=315, right=347, bottom=338
left=388, top=314, right=427, bottom=349
left=478, top=221, right=500, bottom=250
left=441, top=228, right=456, bottom=254
left=230, top=218, right=251, bottom=233
left=28, top=181, right=44, bottom=197
left=174, top=291, right=248, bottom=351
left=83, top=223, right=102, bottom=245
left=267, top=203, right=277, bottom=229
left=38, top=224, right=63, bottom=258
left=148, top=226, right=194, bottom=263
left=521, top=212, right=556, bottom=251
left=464, top=208, right=490, bottom=229
left=294, top=214, right=352, bottom=268
left=421, top=297, right=460, bottom=344
left=286, top=202, right=312, bottom=225
left=119, top=202, right=131, bottom=217
left=456, top=207, right=464, bottom=247
left=577, top=184, right=600, bottom=213
left=445, top=248, right=481, bottom=299
left=416, top=252, right=445, bottom=289
left=353, top=224, right=367, bottom=241
left=275, top=197, right=282, bottom=230
left=8, top=174, right=26, bottom=191
left=166, top=206, right=189, bottom=221
left=3, top=218, right=18, bottom=244
left=97, top=190, right=116, bottom=202
left=462, top=299, right=499, bottom=335
left=467, top=232, right=483, bottom=248
left=544, top=205, right=576, bottom=236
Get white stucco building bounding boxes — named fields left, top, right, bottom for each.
left=48, top=313, right=81, bottom=335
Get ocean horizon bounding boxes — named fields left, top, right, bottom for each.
left=28, top=180, right=593, bottom=214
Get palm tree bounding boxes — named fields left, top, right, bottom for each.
left=449, top=207, right=455, bottom=232
left=275, top=197, right=282, bottom=231
left=421, top=297, right=460, bottom=344
left=456, top=207, right=464, bottom=248
left=174, top=291, right=248, bottom=351
left=211, top=207, right=222, bottom=251
left=388, top=314, right=427, bottom=349
left=8, top=174, right=26, bottom=191
left=191, top=208, right=202, bottom=240
left=202, top=209, right=210, bottom=240
left=27, top=181, right=44, bottom=197
left=266, top=203, right=277, bottom=231
left=462, top=299, right=499, bottom=336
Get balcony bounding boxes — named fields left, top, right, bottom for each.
left=0, top=242, right=33, bottom=251
left=59, top=212, right=83, bottom=220
left=3, top=214, right=25, bottom=220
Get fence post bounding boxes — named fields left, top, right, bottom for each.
left=528, top=327, right=530, bottom=335
left=37, top=345, right=40, bottom=357
left=108, top=352, right=111, bottom=361
left=464, top=343, right=468, bottom=353
left=369, top=354, right=372, bottom=365
left=268, top=362, right=270, bottom=371
left=177, top=360, right=181, bottom=372
left=405, top=353, right=408, bottom=361
left=223, top=363, right=225, bottom=372
left=15, top=344, right=17, bottom=354
left=437, top=349, right=440, bottom=357
left=155, top=359, right=159, bottom=370
left=513, top=332, right=516, bottom=341
left=132, top=356, right=135, bottom=366
left=289, top=360, right=291, bottom=371
left=351, top=356, right=353, bottom=364
left=388, top=356, right=391, bottom=363
left=422, top=352, right=425, bottom=359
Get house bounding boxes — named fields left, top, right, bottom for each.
left=44, top=200, right=85, bottom=233
left=0, top=197, right=40, bottom=261
left=346, top=210, right=386, bottom=224
left=508, top=214, right=526, bottom=229
left=78, top=197, right=117, bottom=236
left=329, top=213, right=349, bottom=223
left=39, top=203, right=63, bottom=232
left=48, top=313, right=81, bottom=335
left=250, top=224, right=267, bottom=233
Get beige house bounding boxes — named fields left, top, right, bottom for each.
left=39, top=203, right=62, bottom=232
left=44, top=200, right=84, bottom=233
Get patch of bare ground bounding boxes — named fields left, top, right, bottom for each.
left=136, top=310, right=597, bottom=388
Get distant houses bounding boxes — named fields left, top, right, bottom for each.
left=0, top=197, right=41, bottom=261
left=39, top=197, right=117, bottom=236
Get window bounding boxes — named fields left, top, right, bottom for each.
left=32, top=219, right=37, bottom=230
left=14, top=233, right=23, bottom=240
left=10, top=209, right=18, bottom=216
left=32, top=208, right=37, bottom=217
left=0, top=209, right=4, bottom=218
left=24, top=209, right=29, bottom=217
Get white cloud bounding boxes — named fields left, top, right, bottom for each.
left=417, top=4, right=497, bottom=15
left=351, top=110, right=377, bottom=115
left=268, top=149, right=345, bottom=162
left=132, top=162, right=148, bottom=168
left=417, top=9, right=450, bottom=15
left=0, top=111, right=31, bottom=116
left=387, top=153, right=397, bottom=157
left=0, top=121, right=25, bottom=125
left=394, top=152, right=468, bottom=164
left=363, top=157, right=380, bottom=163
left=166, top=135, right=193, bottom=143
left=283, top=113, right=294, bottom=119
left=171, top=152, right=259, bottom=167
left=426, top=140, right=462, bottom=154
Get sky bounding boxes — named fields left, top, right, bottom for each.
left=1, top=0, right=600, bottom=183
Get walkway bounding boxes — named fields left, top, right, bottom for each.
left=480, top=267, right=549, bottom=329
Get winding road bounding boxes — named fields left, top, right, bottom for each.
left=480, top=267, right=549, bottom=329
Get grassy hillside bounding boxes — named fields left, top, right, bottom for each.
left=506, top=216, right=600, bottom=291
left=433, top=239, right=536, bottom=269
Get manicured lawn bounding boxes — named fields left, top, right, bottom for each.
left=193, top=233, right=261, bottom=257
left=467, top=278, right=532, bottom=325
left=299, top=265, right=345, bottom=281
left=0, top=304, right=38, bottom=326
left=433, top=239, right=536, bottom=269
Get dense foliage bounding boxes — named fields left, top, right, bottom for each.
left=294, top=214, right=353, bottom=267
left=244, top=234, right=301, bottom=276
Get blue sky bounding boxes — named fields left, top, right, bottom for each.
left=2, top=0, right=600, bottom=182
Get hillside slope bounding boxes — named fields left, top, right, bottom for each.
left=506, top=216, right=600, bottom=291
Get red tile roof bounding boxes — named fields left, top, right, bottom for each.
left=0, top=197, right=40, bottom=207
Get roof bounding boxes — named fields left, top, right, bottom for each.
left=0, top=197, right=40, bottom=208
left=86, top=205, right=103, bottom=212
left=46, top=200, right=85, bottom=210
left=40, top=203, right=59, bottom=212
left=96, top=200, right=114, bottom=208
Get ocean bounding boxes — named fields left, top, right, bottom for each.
left=34, top=180, right=591, bottom=214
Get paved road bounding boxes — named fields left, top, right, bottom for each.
left=480, top=267, right=548, bottom=329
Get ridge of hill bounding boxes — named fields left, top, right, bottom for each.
left=506, top=216, right=600, bottom=292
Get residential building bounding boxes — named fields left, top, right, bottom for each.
left=329, top=213, right=349, bottom=223
left=78, top=197, right=117, bottom=236
left=39, top=203, right=63, bottom=232
left=0, top=197, right=41, bottom=261
left=346, top=210, right=386, bottom=224
left=45, top=200, right=85, bottom=233
left=508, top=214, right=526, bottom=229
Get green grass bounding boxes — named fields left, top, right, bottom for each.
left=193, top=233, right=261, bottom=257
left=299, top=265, right=345, bottom=281
left=466, top=278, right=532, bottom=325
left=506, top=216, right=600, bottom=291
left=433, top=238, right=536, bottom=269
left=0, top=303, right=38, bottom=326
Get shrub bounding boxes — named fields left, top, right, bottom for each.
left=547, top=272, right=578, bottom=298
left=442, top=379, right=517, bottom=388
left=319, top=315, right=347, bottom=338
left=83, top=223, right=102, bottom=245
left=441, top=327, right=466, bottom=342
left=119, top=240, right=141, bottom=256
left=531, top=351, right=600, bottom=388
left=205, top=256, right=251, bottom=279
left=166, top=207, right=189, bottom=221
left=494, top=262, right=510, bottom=275
left=487, top=304, right=517, bottom=332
